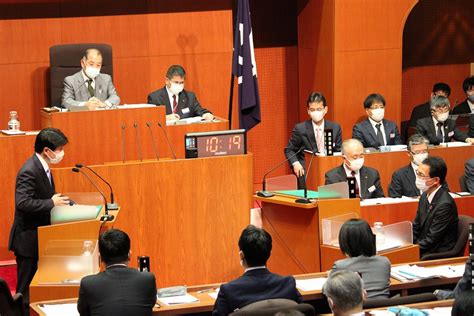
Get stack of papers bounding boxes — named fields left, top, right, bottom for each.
left=157, top=293, right=199, bottom=305
left=39, top=303, right=79, bottom=316
left=391, top=264, right=464, bottom=281
left=360, top=196, right=417, bottom=206
left=295, top=277, right=327, bottom=291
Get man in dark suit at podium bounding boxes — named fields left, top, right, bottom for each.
left=325, top=139, right=384, bottom=199
left=213, top=225, right=302, bottom=315
left=78, top=229, right=157, bottom=316
left=412, top=156, right=458, bottom=257
left=284, top=92, right=342, bottom=188
left=147, top=65, right=214, bottom=122
left=8, top=128, right=70, bottom=310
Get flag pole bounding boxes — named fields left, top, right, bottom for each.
left=228, top=74, right=235, bottom=130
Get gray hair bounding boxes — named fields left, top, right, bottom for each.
left=323, top=270, right=364, bottom=312
left=430, top=95, right=450, bottom=110
left=407, top=134, right=429, bottom=152
left=341, top=139, right=363, bottom=155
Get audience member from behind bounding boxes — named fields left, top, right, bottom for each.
left=408, top=82, right=451, bottom=128
left=331, top=219, right=390, bottom=298
left=325, top=139, right=384, bottom=199
left=284, top=92, right=343, bottom=188
left=388, top=134, right=430, bottom=198
left=465, top=158, right=474, bottom=194
left=62, top=48, right=120, bottom=110
left=415, top=95, right=473, bottom=145
left=77, top=229, right=157, bottom=316
left=323, top=270, right=366, bottom=316
left=412, top=157, right=458, bottom=256
left=352, top=93, right=401, bottom=148
left=212, top=225, right=302, bottom=316
left=452, top=76, right=474, bottom=114
left=451, top=290, right=474, bottom=316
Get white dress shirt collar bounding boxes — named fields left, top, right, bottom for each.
left=244, top=266, right=266, bottom=273
left=427, top=185, right=442, bottom=204
left=166, top=86, right=177, bottom=113
left=81, top=71, right=95, bottom=88
left=35, top=153, right=49, bottom=174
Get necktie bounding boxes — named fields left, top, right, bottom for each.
left=375, top=123, right=384, bottom=147
left=316, top=128, right=323, bottom=153
left=351, top=170, right=360, bottom=197
left=87, top=79, right=94, bottom=98
left=46, top=169, right=52, bottom=186
left=436, top=122, right=444, bottom=143
left=172, top=95, right=178, bottom=114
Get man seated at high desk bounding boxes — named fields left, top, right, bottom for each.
left=408, top=82, right=451, bottom=129
left=62, top=48, right=120, bottom=110
left=77, top=229, right=157, bottom=316
left=147, top=64, right=214, bottom=122
left=325, top=138, right=384, bottom=199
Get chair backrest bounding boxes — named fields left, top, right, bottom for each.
left=49, top=43, right=113, bottom=107
left=452, top=215, right=473, bottom=256
left=0, top=278, right=23, bottom=316
left=363, top=292, right=437, bottom=309
left=230, top=299, right=315, bottom=316
left=459, top=174, right=468, bottom=192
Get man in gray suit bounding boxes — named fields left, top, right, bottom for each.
left=62, top=48, right=120, bottom=110
left=325, top=139, right=384, bottom=199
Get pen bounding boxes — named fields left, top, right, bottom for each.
left=197, top=288, right=215, bottom=294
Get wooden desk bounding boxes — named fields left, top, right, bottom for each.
left=41, top=109, right=229, bottom=164
left=30, top=256, right=466, bottom=316
left=306, top=145, right=474, bottom=193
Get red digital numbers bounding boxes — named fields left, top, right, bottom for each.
left=206, top=137, right=219, bottom=153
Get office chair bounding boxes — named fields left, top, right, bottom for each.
left=49, top=43, right=113, bottom=108
left=230, top=298, right=315, bottom=315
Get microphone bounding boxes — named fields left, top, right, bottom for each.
left=121, top=124, right=126, bottom=163
left=256, top=147, right=305, bottom=198
left=71, top=168, right=114, bottom=221
left=295, top=150, right=317, bottom=204
left=157, top=122, right=177, bottom=159
left=75, top=164, right=119, bottom=210
left=146, top=122, right=160, bottom=161
left=133, top=122, right=143, bottom=162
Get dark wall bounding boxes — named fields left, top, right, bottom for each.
left=403, top=0, right=474, bottom=68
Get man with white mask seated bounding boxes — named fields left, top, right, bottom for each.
left=325, top=139, right=384, bottom=199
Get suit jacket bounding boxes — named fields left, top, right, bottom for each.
left=415, top=117, right=467, bottom=145
left=8, top=155, right=55, bottom=258
left=452, top=99, right=472, bottom=115
left=324, top=165, right=385, bottom=199
left=62, top=71, right=120, bottom=109
left=284, top=119, right=342, bottom=166
left=77, top=266, right=157, bottom=316
left=147, top=86, right=211, bottom=118
left=212, top=268, right=302, bottom=316
left=412, top=187, right=458, bottom=256
left=469, top=114, right=474, bottom=137
left=436, top=257, right=472, bottom=300
left=408, top=101, right=431, bottom=128
left=465, top=158, right=474, bottom=194
left=352, top=119, right=401, bottom=148
left=388, top=164, right=420, bottom=198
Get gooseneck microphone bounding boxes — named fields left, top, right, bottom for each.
left=256, top=147, right=305, bottom=198
left=157, top=122, right=177, bottom=159
left=146, top=122, right=160, bottom=161
left=295, top=150, right=316, bottom=204
left=75, top=164, right=119, bottom=210
left=121, top=124, right=126, bottom=163
left=72, top=168, right=114, bottom=221
left=133, top=122, right=143, bottom=162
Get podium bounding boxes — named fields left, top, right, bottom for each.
left=29, top=193, right=119, bottom=302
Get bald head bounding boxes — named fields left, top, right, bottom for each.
left=83, top=48, right=102, bottom=60
left=341, top=139, right=363, bottom=157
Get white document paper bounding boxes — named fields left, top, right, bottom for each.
left=117, top=104, right=156, bottom=109
left=39, top=303, right=79, bottom=316
left=295, top=277, right=327, bottom=291
left=360, top=196, right=417, bottom=206
left=157, top=293, right=199, bottom=305
left=208, top=288, right=220, bottom=300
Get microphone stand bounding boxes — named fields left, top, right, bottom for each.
left=295, top=150, right=316, bottom=204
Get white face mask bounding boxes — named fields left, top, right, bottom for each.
left=412, top=153, right=428, bottom=166
left=370, top=108, right=385, bottom=122
left=436, top=112, right=449, bottom=123
left=84, top=66, right=100, bottom=79
left=415, top=175, right=432, bottom=192
left=346, top=157, right=364, bottom=171
left=169, top=83, right=184, bottom=96
left=47, top=149, right=64, bottom=164
left=309, top=110, right=325, bottom=123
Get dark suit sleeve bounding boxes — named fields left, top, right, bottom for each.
left=147, top=93, right=155, bottom=105
left=324, top=170, right=335, bottom=185
left=416, top=200, right=457, bottom=253
left=146, top=273, right=158, bottom=308
left=190, top=94, right=211, bottom=117
left=288, top=277, right=303, bottom=303
left=352, top=124, right=366, bottom=147
left=415, top=120, right=428, bottom=138
left=212, top=284, right=229, bottom=316
left=453, top=127, right=468, bottom=142
left=466, top=159, right=474, bottom=194
left=333, top=125, right=342, bottom=152
left=392, top=124, right=402, bottom=145
left=77, top=281, right=91, bottom=316
left=15, top=167, right=54, bottom=214
left=412, top=207, right=421, bottom=243
left=373, top=170, right=385, bottom=198
left=388, top=171, right=403, bottom=198
left=284, top=126, right=304, bottom=165
left=453, top=258, right=472, bottom=297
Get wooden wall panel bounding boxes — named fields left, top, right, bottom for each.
left=113, top=57, right=151, bottom=104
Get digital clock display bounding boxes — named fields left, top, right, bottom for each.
left=185, top=129, right=247, bottom=158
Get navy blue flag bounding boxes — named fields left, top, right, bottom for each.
left=232, top=0, right=261, bottom=131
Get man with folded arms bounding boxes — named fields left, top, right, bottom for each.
left=62, top=48, right=120, bottom=110
left=212, top=225, right=302, bottom=315
left=78, top=229, right=156, bottom=316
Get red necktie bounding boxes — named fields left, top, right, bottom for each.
left=172, top=95, right=178, bottom=114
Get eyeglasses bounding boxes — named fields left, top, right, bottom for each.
left=415, top=170, right=429, bottom=178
